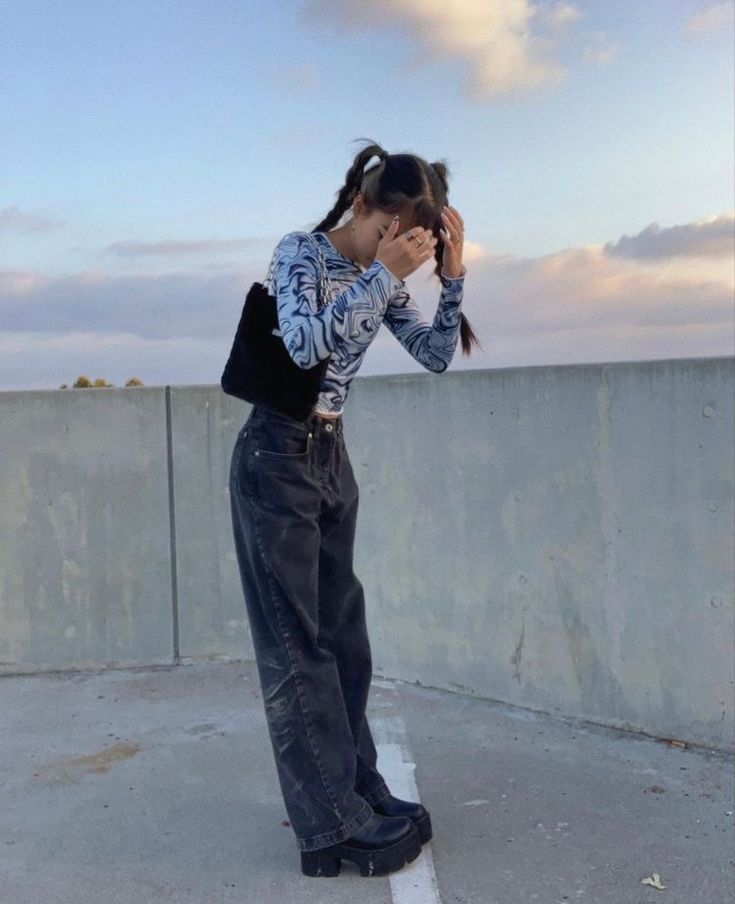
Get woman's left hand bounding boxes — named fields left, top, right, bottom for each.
left=439, top=205, right=465, bottom=278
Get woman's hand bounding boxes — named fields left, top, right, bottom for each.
left=439, top=205, right=465, bottom=278
left=374, top=218, right=438, bottom=281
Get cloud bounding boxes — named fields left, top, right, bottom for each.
left=544, top=3, right=583, bottom=29
left=386, top=210, right=733, bottom=366
left=0, top=270, right=50, bottom=297
left=461, top=240, right=487, bottom=263
left=301, top=0, right=576, bottom=101
left=104, top=238, right=258, bottom=257
left=273, top=62, right=320, bottom=93
left=516, top=245, right=731, bottom=330
left=0, top=330, right=228, bottom=390
left=0, top=205, right=66, bottom=233
left=580, top=30, right=619, bottom=65
left=684, top=2, right=735, bottom=37
left=1, top=212, right=732, bottom=390
left=604, top=213, right=735, bottom=259
left=0, top=267, right=256, bottom=340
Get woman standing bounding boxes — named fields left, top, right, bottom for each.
left=228, top=140, right=479, bottom=878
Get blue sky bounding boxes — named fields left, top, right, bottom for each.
left=1, top=0, right=733, bottom=389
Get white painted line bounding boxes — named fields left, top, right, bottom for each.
left=370, top=687, right=444, bottom=904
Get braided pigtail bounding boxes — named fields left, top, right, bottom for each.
left=312, top=139, right=388, bottom=233
left=427, top=160, right=450, bottom=280
left=429, top=160, right=483, bottom=355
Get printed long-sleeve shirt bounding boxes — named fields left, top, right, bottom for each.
left=266, top=230, right=466, bottom=416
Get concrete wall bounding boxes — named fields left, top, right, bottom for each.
left=1, top=357, right=733, bottom=751
left=0, top=388, right=174, bottom=669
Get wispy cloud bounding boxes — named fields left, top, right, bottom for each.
left=0, top=267, right=255, bottom=339
left=0, top=330, right=227, bottom=390
left=684, top=2, right=735, bottom=37
left=581, top=30, right=619, bottom=65
left=604, top=213, right=735, bottom=259
left=461, top=240, right=487, bottom=263
left=0, top=270, right=49, bottom=296
left=0, top=205, right=66, bottom=233
left=104, top=238, right=258, bottom=257
left=301, top=0, right=582, bottom=101
left=543, top=2, right=583, bottom=30
left=2, top=214, right=732, bottom=385
left=273, top=62, right=320, bottom=93
left=383, top=211, right=734, bottom=370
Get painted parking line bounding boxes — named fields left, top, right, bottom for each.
left=370, top=682, right=444, bottom=904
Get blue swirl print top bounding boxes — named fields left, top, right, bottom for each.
left=266, top=230, right=467, bottom=416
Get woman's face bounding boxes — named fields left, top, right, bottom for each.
left=350, top=197, right=415, bottom=269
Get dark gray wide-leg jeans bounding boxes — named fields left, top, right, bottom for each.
left=228, top=402, right=392, bottom=853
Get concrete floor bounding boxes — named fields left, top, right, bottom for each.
left=0, top=660, right=732, bottom=904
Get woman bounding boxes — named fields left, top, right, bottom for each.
left=228, top=140, right=480, bottom=878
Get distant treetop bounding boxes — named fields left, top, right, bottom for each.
left=59, top=375, right=146, bottom=389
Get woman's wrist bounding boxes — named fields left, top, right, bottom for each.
left=441, top=265, right=466, bottom=279
left=373, top=257, right=406, bottom=285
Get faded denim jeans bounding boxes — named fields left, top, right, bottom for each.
left=228, top=402, right=392, bottom=852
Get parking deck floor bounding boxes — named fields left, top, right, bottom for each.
left=1, top=660, right=732, bottom=903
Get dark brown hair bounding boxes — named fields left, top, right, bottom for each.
left=313, top=138, right=481, bottom=355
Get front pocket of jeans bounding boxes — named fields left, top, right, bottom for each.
left=253, top=426, right=312, bottom=460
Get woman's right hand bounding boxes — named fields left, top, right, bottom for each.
left=374, top=218, right=438, bottom=281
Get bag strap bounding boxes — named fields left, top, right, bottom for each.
left=263, top=232, right=335, bottom=312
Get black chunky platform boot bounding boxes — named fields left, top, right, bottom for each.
left=300, top=811, right=422, bottom=877
left=372, top=793, right=433, bottom=844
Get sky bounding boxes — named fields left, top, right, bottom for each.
left=1, top=0, right=733, bottom=391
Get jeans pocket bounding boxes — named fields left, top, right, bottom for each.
left=253, top=419, right=312, bottom=460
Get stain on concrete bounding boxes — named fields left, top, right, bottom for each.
left=35, top=741, right=140, bottom=785
left=511, top=617, right=525, bottom=683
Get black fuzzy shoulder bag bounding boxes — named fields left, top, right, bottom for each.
left=220, top=232, right=334, bottom=421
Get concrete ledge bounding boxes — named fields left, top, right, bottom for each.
left=1, top=357, right=733, bottom=750
left=0, top=386, right=174, bottom=670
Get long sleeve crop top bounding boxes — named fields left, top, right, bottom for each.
left=266, top=230, right=466, bottom=416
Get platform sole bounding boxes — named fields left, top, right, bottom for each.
left=413, top=811, right=433, bottom=844
left=300, top=823, right=422, bottom=877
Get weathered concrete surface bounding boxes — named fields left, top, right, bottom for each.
left=168, top=385, right=254, bottom=663
left=346, top=358, right=735, bottom=752
left=0, top=661, right=731, bottom=903
left=1, top=358, right=733, bottom=750
left=0, top=387, right=174, bottom=671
